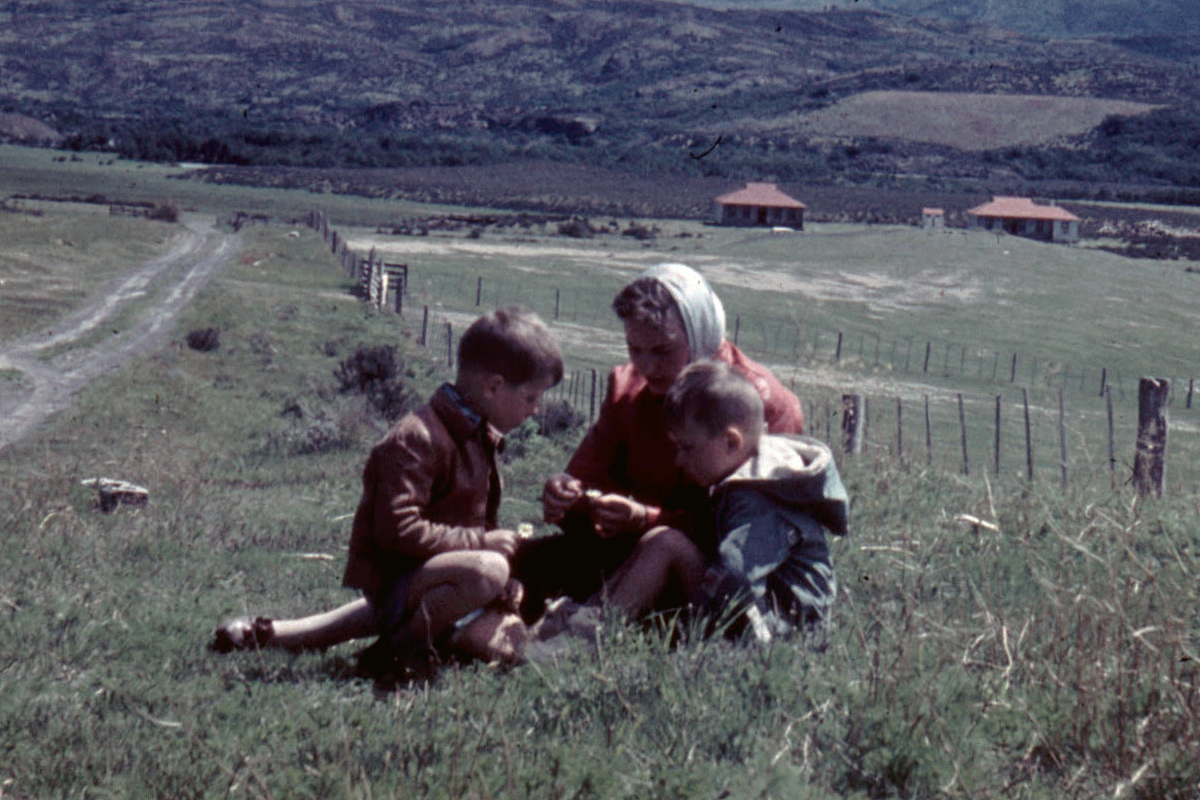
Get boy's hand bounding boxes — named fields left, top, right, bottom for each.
left=483, top=529, right=520, bottom=559
left=498, top=578, right=525, bottom=613
left=542, top=472, right=584, bottom=524
left=590, top=494, right=649, bottom=538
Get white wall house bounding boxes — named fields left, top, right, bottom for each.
left=967, top=196, right=1080, bottom=243
left=714, top=182, right=806, bottom=229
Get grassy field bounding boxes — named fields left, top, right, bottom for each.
left=0, top=144, right=482, bottom=227
left=2, top=171, right=1200, bottom=797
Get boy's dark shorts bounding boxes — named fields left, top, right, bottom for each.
left=365, top=569, right=417, bottom=638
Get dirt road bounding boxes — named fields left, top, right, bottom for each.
left=0, top=215, right=241, bottom=450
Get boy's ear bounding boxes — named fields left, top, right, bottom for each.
left=480, top=372, right=506, bottom=397
left=723, top=425, right=745, bottom=453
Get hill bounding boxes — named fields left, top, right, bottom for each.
left=688, top=0, right=1199, bottom=40
left=1, top=0, right=1199, bottom=196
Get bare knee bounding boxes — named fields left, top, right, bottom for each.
left=637, top=526, right=695, bottom=561
left=463, top=550, right=511, bottom=602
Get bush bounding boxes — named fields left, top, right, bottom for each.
left=185, top=327, right=220, bottom=352
left=333, top=344, right=419, bottom=423
left=536, top=399, right=585, bottom=437
left=622, top=221, right=658, bottom=241
left=147, top=199, right=179, bottom=222
left=557, top=217, right=596, bottom=238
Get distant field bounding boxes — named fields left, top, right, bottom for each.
left=762, top=90, right=1163, bottom=150
left=0, top=145, right=470, bottom=226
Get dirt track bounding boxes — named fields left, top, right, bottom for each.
left=0, top=215, right=241, bottom=450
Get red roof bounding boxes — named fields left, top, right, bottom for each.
left=968, top=196, right=1079, bottom=222
left=715, top=182, right=805, bottom=208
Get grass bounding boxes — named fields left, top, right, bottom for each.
left=2, top=192, right=1200, bottom=797
left=0, top=202, right=184, bottom=343
left=0, top=144, right=490, bottom=227
left=345, top=217, right=1200, bottom=490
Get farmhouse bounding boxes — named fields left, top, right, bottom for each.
left=714, top=182, right=805, bottom=229
left=967, top=196, right=1080, bottom=243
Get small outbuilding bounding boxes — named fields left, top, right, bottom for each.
left=967, top=196, right=1080, bottom=243
left=921, top=207, right=945, bottom=229
left=714, top=182, right=805, bottom=229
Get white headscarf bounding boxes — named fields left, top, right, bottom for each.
left=639, top=263, right=726, bottom=360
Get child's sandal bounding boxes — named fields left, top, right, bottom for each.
left=211, top=615, right=275, bottom=653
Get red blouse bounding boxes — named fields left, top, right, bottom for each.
left=565, top=341, right=805, bottom=528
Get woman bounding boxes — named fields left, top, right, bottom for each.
left=515, top=262, right=805, bottom=618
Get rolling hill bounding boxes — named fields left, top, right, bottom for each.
left=0, top=0, right=1198, bottom=195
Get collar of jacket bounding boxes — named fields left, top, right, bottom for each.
left=433, top=382, right=505, bottom=453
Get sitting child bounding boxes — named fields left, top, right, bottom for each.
left=213, top=306, right=563, bottom=670
left=559, top=359, right=848, bottom=644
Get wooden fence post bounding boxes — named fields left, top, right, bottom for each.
left=1106, top=386, right=1116, bottom=488
left=589, top=369, right=598, bottom=423
left=1023, top=387, right=1033, bottom=481
left=445, top=322, right=453, bottom=367
left=923, top=394, right=932, bottom=466
left=957, top=393, right=969, bottom=475
left=895, top=397, right=903, bottom=464
left=994, top=395, right=1002, bottom=476
left=1058, top=387, right=1068, bottom=490
left=420, top=306, right=429, bottom=346
left=1133, top=377, right=1169, bottom=498
left=841, top=394, right=863, bottom=455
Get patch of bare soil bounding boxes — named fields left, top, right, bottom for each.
left=0, top=216, right=241, bottom=450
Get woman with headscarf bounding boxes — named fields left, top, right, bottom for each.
left=516, top=263, right=805, bottom=618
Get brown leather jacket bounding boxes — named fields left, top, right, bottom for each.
left=341, top=384, right=502, bottom=597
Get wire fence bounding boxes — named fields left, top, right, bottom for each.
left=308, top=211, right=1200, bottom=496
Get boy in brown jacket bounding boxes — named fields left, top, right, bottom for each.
left=213, top=306, right=563, bottom=669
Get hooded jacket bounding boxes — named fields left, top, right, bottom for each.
left=707, top=434, right=849, bottom=629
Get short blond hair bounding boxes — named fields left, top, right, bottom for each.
left=663, top=359, right=763, bottom=440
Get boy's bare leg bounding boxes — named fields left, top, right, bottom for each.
left=268, top=598, right=377, bottom=650
left=405, top=550, right=510, bottom=646
left=213, top=597, right=377, bottom=652
left=603, top=526, right=707, bottom=618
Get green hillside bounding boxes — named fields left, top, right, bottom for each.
left=2, top=1, right=1199, bottom=196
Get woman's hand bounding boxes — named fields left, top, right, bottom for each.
left=542, top=472, right=584, bottom=524
left=589, top=494, right=649, bottom=538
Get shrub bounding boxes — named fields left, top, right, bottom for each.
left=147, top=199, right=179, bottom=222
left=334, top=344, right=419, bottom=423
left=557, top=217, right=595, bottom=238
left=536, top=399, right=585, bottom=436
left=185, top=327, right=220, bottom=352
left=622, top=221, right=658, bottom=241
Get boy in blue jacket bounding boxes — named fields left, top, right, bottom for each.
left=548, top=358, right=848, bottom=644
